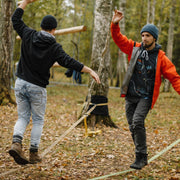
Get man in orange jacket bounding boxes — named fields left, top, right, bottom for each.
left=111, top=10, right=180, bottom=170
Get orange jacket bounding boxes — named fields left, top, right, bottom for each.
left=111, top=22, right=180, bottom=108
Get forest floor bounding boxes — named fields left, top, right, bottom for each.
left=0, top=84, right=180, bottom=180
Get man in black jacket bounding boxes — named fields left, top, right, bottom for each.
left=9, top=0, right=100, bottom=165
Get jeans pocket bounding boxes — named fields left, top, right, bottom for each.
left=30, top=90, right=43, bottom=105
left=30, top=88, right=47, bottom=117
left=15, top=89, right=25, bottom=104
left=29, top=85, right=47, bottom=105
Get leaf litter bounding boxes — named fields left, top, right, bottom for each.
left=0, top=85, right=179, bottom=179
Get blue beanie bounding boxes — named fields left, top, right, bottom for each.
left=41, top=15, right=57, bottom=30
left=140, top=24, right=159, bottom=40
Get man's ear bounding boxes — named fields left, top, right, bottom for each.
left=51, top=29, right=56, bottom=35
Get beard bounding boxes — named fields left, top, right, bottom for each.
left=143, top=41, right=154, bottom=49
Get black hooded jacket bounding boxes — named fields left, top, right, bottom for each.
left=12, top=8, right=84, bottom=88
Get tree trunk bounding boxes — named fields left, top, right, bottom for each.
left=0, top=0, right=15, bottom=105
left=147, top=0, right=151, bottom=24
left=116, top=0, right=127, bottom=87
left=163, top=0, right=176, bottom=92
left=157, top=0, right=165, bottom=35
left=151, top=0, right=156, bottom=24
left=147, top=0, right=156, bottom=24
left=80, top=0, right=118, bottom=128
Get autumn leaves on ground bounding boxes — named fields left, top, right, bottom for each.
left=0, top=85, right=179, bottom=180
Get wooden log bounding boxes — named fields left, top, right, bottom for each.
left=16, top=36, right=21, bottom=40
left=17, top=1, right=23, bottom=5
left=17, top=0, right=38, bottom=5
left=16, top=25, right=87, bottom=40
left=52, top=62, right=61, bottom=67
left=54, top=25, right=87, bottom=35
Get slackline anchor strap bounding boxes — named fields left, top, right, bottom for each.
left=83, top=102, right=107, bottom=137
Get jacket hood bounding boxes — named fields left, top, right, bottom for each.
left=32, top=30, right=56, bottom=48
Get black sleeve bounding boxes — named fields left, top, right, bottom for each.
left=11, top=8, right=32, bottom=38
left=54, top=44, right=84, bottom=72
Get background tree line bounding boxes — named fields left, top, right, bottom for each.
left=12, top=0, right=180, bottom=75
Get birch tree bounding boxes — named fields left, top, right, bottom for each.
left=81, top=0, right=117, bottom=128
left=151, top=0, right=156, bottom=24
left=116, top=0, right=127, bottom=87
left=157, top=0, right=165, bottom=35
left=0, top=0, right=15, bottom=105
left=147, top=0, right=151, bottom=23
left=164, top=0, right=176, bottom=92
left=147, top=0, right=156, bottom=24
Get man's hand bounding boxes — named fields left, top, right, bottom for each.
left=112, top=10, right=124, bottom=24
left=18, top=0, right=38, bottom=9
left=89, top=70, right=101, bottom=84
left=81, top=66, right=101, bottom=84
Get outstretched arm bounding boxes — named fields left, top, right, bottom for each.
left=12, top=0, right=37, bottom=38
left=111, top=9, right=135, bottom=59
left=161, top=54, right=180, bottom=94
left=81, top=66, right=101, bottom=84
left=18, top=0, right=38, bottom=10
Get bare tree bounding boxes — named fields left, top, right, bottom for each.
left=151, top=0, right=156, bottom=23
left=157, top=0, right=165, bottom=35
left=147, top=0, right=151, bottom=23
left=116, top=0, right=127, bottom=87
left=0, top=0, right=15, bottom=105
left=164, top=0, right=176, bottom=92
left=80, top=0, right=117, bottom=128
left=147, top=0, right=156, bottom=24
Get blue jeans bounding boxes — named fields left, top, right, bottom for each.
left=13, top=78, right=47, bottom=150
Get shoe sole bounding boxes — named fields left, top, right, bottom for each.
left=9, top=149, right=29, bottom=165
left=130, top=165, right=142, bottom=170
left=29, top=160, right=41, bottom=164
left=130, top=163, right=148, bottom=170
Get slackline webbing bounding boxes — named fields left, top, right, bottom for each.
left=88, top=138, right=180, bottom=180
left=1, top=137, right=179, bottom=178
left=41, top=104, right=97, bottom=157
left=0, top=105, right=97, bottom=177
left=90, top=103, right=108, bottom=106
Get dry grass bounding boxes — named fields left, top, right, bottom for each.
left=0, top=84, right=179, bottom=180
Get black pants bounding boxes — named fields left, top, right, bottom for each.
left=125, top=97, right=152, bottom=154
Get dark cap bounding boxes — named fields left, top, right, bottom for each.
left=40, top=15, right=57, bottom=30
left=140, top=24, right=159, bottom=40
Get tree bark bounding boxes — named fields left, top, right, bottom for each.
left=116, top=0, right=127, bottom=87
left=79, top=0, right=118, bottom=128
left=163, top=0, right=176, bottom=92
left=0, top=0, right=15, bottom=105
left=157, top=0, right=165, bottom=35
left=147, top=0, right=151, bottom=24
left=147, top=0, right=156, bottom=24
